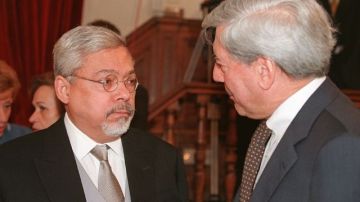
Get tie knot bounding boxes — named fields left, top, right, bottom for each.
left=91, top=145, right=109, bottom=161
left=254, top=121, right=272, bottom=145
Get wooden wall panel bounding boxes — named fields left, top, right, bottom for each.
left=127, top=16, right=203, bottom=105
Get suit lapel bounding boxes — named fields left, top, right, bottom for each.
left=251, top=79, right=340, bottom=202
left=122, top=129, right=156, bottom=202
left=34, top=119, right=86, bottom=202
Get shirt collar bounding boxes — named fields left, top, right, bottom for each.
left=267, top=77, right=326, bottom=136
left=64, top=113, right=124, bottom=160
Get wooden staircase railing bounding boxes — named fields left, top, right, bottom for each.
left=148, top=82, right=239, bottom=202
left=148, top=82, right=225, bottom=120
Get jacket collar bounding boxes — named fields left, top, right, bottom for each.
left=251, top=78, right=340, bottom=201
left=34, top=118, right=86, bottom=202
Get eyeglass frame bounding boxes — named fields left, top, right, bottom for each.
left=68, top=74, right=139, bottom=93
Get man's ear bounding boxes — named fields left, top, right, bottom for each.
left=54, top=75, right=71, bottom=104
left=254, top=57, right=276, bottom=90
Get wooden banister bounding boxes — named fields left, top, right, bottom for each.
left=225, top=107, right=238, bottom=202
left=194, top=95, right=209, bottom=202
left=148, top=82, right=225, bottom=120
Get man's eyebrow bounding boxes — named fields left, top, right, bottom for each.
left=127, top=70, right=136, bottom=75
left=96, top=69, right=137, bottom=80
left=124, top=70, right=136, bottom=78
left=94, top=69, right=118, bottom=75
left=94, top=69, right=136, bottom=75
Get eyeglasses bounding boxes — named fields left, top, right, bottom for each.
left=70, top=74, right=138, bottom=93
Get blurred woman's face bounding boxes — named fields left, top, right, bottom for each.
left=29, top=85, right=61, bottom=131
left=0, top=89, right=13, bottom=136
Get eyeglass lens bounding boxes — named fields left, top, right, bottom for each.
left=102, top=74, right=138, bottom=92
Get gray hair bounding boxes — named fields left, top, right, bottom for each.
left=202, top=0, right=336, bottom=78
left=53, top=25, right=126, bottom=77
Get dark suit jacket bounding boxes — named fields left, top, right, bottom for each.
left=0, top=120, right=188, bottom=202
left=234, top=79, right=360, bottom=202
left=131, top=84, right=149, bottom=131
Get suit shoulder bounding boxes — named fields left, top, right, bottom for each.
left=325, top=94, right=360, bottom=134
left=0, top=130, right=46, bottom=158
left=9, top=123, right=32, bottom=135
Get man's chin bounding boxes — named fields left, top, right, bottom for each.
left=102, top=117, right=133, bottom=137
left=103, top=126, right=129, bottom=137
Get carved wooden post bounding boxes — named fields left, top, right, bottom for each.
left=194, top=95, right=209, bottom=202
left=164, top=102, right=179, bottom=146
left=225, top=107, right=238, bottom=202
left=208, top=102, right=220, bottom=201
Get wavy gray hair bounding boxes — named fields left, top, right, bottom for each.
left=53, top=25, right=126, bottom=77
left=202, top=0, right=336, bottom=78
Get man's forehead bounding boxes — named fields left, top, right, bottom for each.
left=83, top=46, right=132, bottom=60
left=94, top=69, right=136, bottom=77
left=79, top=48, right=135, bottom=76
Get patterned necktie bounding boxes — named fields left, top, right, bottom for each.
left=91, top=145, right=125, bottom=202
left=239, top=121, right=272, bottom=202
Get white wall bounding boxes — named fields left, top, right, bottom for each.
left=82, top=0, right=203, bottom=36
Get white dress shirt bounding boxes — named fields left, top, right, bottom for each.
left=254, top=77, right=326, bottom=186
left=64, top=113, right=131, bottom=201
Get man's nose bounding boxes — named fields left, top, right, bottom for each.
left=113, top=82, right=131, bottom=101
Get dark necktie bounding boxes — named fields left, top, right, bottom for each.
left=91, top=145, right=125, bottom=202
left=239, top=121, right=272, bottom=202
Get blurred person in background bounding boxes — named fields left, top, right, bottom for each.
left=317, top=0, right=360, bottom=89
left=29, top=71, right=65, bottom=131
left=0, top=60, right=31, bottom=144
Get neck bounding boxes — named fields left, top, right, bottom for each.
left=90, top=134, right=120, bottom=144
left=264, top=76, right=314, bottom=118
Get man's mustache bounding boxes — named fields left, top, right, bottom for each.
left=105, top=103, right=135, bottom=118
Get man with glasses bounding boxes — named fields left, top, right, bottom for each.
left=0, top=26, right=188, bottom=202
